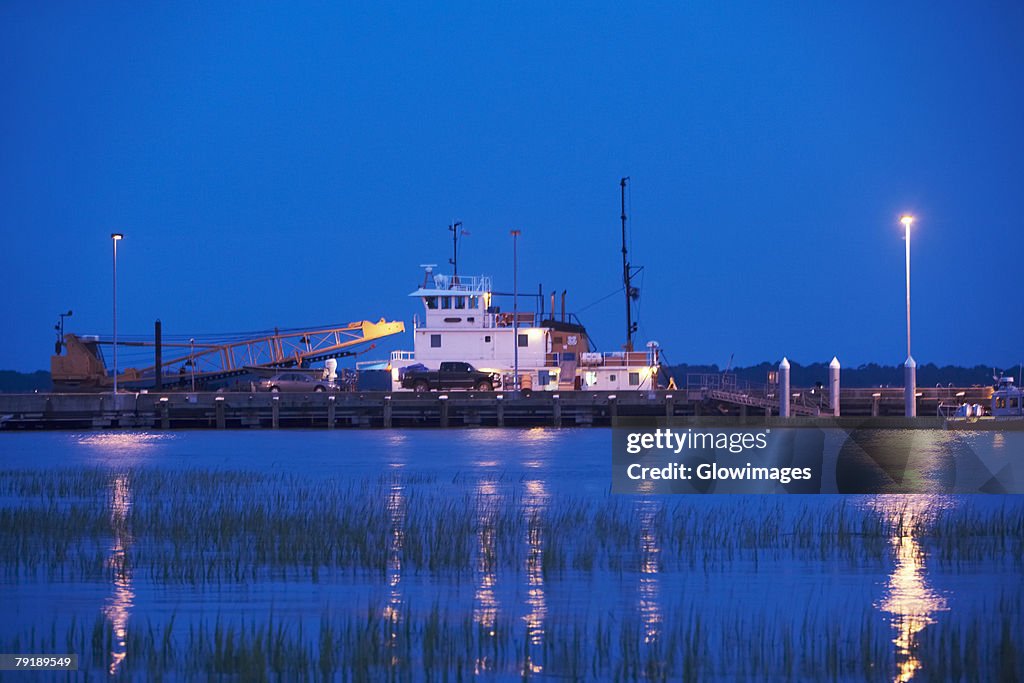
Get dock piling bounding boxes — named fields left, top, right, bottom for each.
left=779, top=357, right=791, bottom=418
left=830, top=356, right=841, bottom=417
left=439, top=395, right=449, bottom=428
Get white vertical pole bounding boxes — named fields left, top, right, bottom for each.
left=111, top=234, right=120, bottom=395
left=902, top=215, right=916, bottom=417
left=779, top=357, right=791, bottom=418
left=511, top=229, right=520, bottom=391
left=905, top=357, right=917, bottom=418
left=829, top=356, right=841, bottom=417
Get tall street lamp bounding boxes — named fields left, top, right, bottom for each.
left=189, top=338, right=196, bottom=393
left=901, top=215, right=916, bottom=417
left=510, top=229, right=521, bottom=392
left=111, top=233, right=124, bottom=395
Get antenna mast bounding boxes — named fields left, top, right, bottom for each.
left=449, top=221, right=463, bottom=279
left=620, top=177, right=637, bottom=352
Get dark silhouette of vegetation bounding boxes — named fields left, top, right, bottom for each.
left=0, top=370, right=51, bottom=393
left=661, top=361, right=1017, bottom=389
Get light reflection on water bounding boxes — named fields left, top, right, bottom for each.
left=473, top=478, right=500, bottom=674
left=867, top=496, right=952, bottom=683
left=636, top=499, right=662, bottom=645
left=522, top=478, right=548, bottom=675
left=383, top=480, right=405, bottom=659
left=104, top=474, right=134, bottom=676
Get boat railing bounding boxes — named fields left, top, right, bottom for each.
left=580, top=351, right=654, bottom=368
left=389, top=350, right=416, bottom=362
left=487, top=312, right=538, bottom=328
left=429, top=274, right=492, bottom=292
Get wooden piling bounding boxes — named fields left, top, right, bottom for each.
left=439, top=396, right=449, bottom=428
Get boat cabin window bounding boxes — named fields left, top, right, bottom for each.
left=424, top=296, right=438, bottom=309
left=431, top=334, right=442, bottom=348
left=441, top=296, right=451, bottom=309
left=518, top=333, right=529, bottom=347
left=629, top=372, right=640, bottom=386
left=455, top=297, right=466, bottom=309
left=1011, top=397, right=1019, bottom=408
left=996, top=397, right=1006, bottom=409
left=484, top=335, right=491, bottom=343
left=468, top=296, right=479, bottom=309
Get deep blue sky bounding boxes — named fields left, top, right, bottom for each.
left=3, top=2, right=1022, bottom=372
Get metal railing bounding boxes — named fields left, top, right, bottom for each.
left=580, top=352, right=654, bottom=367
left=426, top=274, right=492, bottom=292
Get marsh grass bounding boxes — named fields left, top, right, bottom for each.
left=3, top=596, right=1021, bottom=681
left=1, top=468, right=1022, bottom=679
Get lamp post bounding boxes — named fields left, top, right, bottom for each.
left=901, top=214, right=916, bottom=417
left=189, top=338, right=196, bottom=393
left=511, top=229, right=521, bottom=392
left=111, top=233, right=123, bottom=395
left=55, top=309, right=72, bottom=354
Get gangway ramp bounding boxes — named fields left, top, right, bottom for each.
left=687, top=373, right=821, bottom=417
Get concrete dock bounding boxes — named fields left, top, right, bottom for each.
left=0, top=385, right=995, bottom=430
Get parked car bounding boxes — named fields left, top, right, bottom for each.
left=401, top=361, right=501, bottom=392
left=258, top=372, right=333, bottom=393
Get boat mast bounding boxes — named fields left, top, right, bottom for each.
left=620, top=177, right=636, bottom=352
left=449, top=221, right=462, bottom=280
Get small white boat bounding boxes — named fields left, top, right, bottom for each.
left=939, top=373, right=1023, bottom=421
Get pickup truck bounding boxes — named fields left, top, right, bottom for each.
left=401, top=362, right=501, bottom=392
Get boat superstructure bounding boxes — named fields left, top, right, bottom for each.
left=992, top=374, right=1023, bottom=418
left=383, top=265, right=659, bottom=392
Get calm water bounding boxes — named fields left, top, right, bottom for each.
left=0, top=429, right=1021, bottom=681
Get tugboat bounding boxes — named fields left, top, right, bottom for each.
left=371, top=180, right=662, bottom=393
left=381, top=265, right=660, bottom=392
